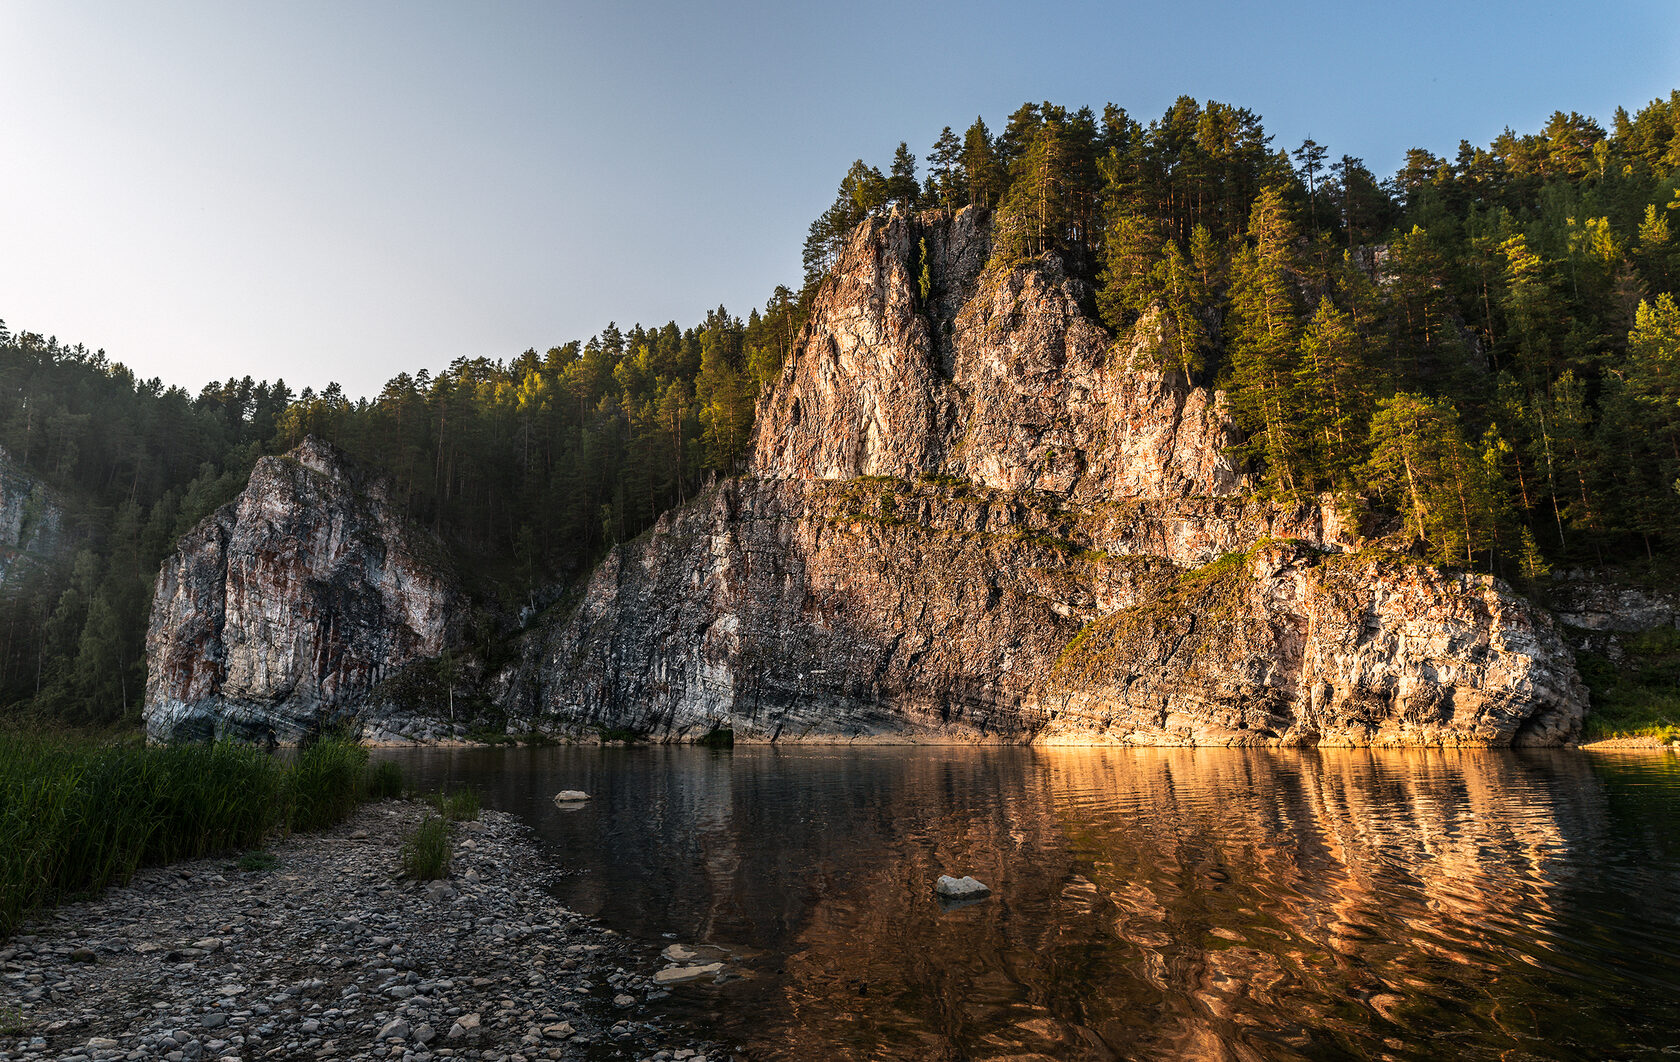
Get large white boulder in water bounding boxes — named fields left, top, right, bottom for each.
left=935, top=874, right=990, bottom=900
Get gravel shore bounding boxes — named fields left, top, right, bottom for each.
left=0, top=801, right=732, bottom=1062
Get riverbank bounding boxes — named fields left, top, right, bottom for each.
left=0, top=800, right=729, bottom=1062
left=0, top=735, right=396, bottom=938
left=1581, top=734, right=1680, bottom=749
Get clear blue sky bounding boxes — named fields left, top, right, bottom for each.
left=1, top=1, right=1676, bottom=399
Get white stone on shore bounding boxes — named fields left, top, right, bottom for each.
left=661, top=943, right=698, bottom=962
left=935, top=874, right=990, bottom=900
left=553, top=790, right=591, bottom=803
left=653, top=962, right=724, bottom=985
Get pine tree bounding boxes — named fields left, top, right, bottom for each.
left=1097, top=210, right=1164, bottom=330
left=959, top=118, right=1002, bottom=208
left=1154, top=239, right=1208, bottom=378
left=927, top=127, right=963, bottom=210
left=1362, top=393, right=1504, bottom=567
left=1295, top=296, right=1375, bottom=483
left=1226, top=187, right=1307, bottom=491
left=886, top=143, right=920, bottom=209
left=1293, top=138, right=1328, bottom=231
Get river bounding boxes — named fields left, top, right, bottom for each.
left=380, top=745, right=1680, bottom=1060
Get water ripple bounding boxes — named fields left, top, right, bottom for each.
left=386, top=745, right=1680, bottom=1061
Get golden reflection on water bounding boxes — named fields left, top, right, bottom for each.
left=739, top=749, right=1622, bottom=1061
left=387, top=745, right=1680, bottom=1062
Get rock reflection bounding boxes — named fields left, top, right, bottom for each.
left=724, top=750, right=1628, bottom=1061
left=386, top=746, right=1680, bottom=1062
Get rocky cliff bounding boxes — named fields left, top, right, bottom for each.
left=142, top=207, right=1588, bottom=745
left=143, top=438, right=461, bottom=743
left=500, top=207, right=1587, bottom=746
left=753, top=211, right=1245, bottom=500
left=0, top=446, right=66, bottom=590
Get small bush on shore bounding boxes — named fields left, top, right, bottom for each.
left=0, top=734, right=376, bottom=939
left=236, top=850, right=279, bottom=873
left=400, top=814, right=452, bottom=880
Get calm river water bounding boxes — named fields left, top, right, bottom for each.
left=382, top=745, right=1680, bottom=1060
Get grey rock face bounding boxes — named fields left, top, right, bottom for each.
left=499, top=478, right=1583, bottom=746
left=143, top=438, right=459, bottom=743
left=138, top=207, right=1589, bottom=746
left=501, top=208, right=1587, bottom=747
left=0, top=445, right=65, bottom=588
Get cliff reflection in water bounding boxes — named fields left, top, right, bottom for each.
left=387, top=746, right=1680, bottom=1061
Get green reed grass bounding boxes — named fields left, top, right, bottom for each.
left=0, top=734, right=404, bottom=938
left=427, top=787, right=481, bottom=822
left=399, top=814, right=452, bottom=880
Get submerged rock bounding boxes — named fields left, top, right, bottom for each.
left=653, top=963, right=724, bottom=985
left=553, top=790, right=591, bottom=803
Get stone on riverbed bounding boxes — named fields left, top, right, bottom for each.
left=553, top=790, right=591, bottom=803
left=935, top=875, right=990, bottom=900
left=654, top=962, right=724, bottom=985
left=4, top=801, right=729, bottom=1061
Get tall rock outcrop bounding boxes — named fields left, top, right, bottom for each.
left=753, top=211, right=1245, bottom=500
left=137, top=207, right=1587, bottom=744
left=501, top=208, right=1587, bottom=745
left=0, top=446, right=66, bottom=590
left=143, top=438, right=460, bottom=743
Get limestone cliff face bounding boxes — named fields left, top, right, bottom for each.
left=498, top=480, right=1580, bottom=745
left=753, top=210, right=1245, bottom=500
left=0, top=446, right=65, bottom=589
left=504, top=206, right=1586, bottom=745
left=141, top=206, right=1587, bottom=745
left=143, top=438, right=460, bottom=743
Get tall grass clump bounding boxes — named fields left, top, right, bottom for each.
left=427, top=787, right=481, bottom=822
left=400, top=814, right=453, bottom=880
left=0, top=733, right=381, bottom=939
left=285, top=737, right=369, bottom=831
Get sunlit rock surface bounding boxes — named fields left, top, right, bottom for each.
left=502, top=208, right=1586, bottom=745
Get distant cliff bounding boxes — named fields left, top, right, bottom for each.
left=143, top=438, right=460, bottom=743
left=0, top=445, right=66, bottom=590
left=496, top=209, right=1587, bottom=746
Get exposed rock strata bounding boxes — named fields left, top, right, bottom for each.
left=143, top=438, right=460, bottom=743
left=499, top=479, right=1582, bottom=746
left=143, top=205, right=1590, bottom=745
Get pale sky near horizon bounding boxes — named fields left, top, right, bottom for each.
left=1, top=1, right=1676, bottom=399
